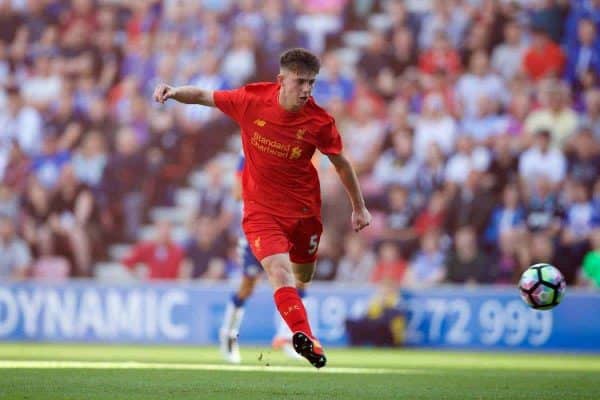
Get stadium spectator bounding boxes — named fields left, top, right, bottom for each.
left=491, top=19, right=528, bottom=80
left=523, top=27, right=565, bottom=81
left=484, top=183, right=526, bottom=248
left=580, top=88, right=600, bottom=140
left=122, top=219, right=185, bottom=280
left=524, top=80, right=578, bottom=148
left=0, top=83, right=43, bottom=157
left=181, top=216, right=227, bottom=280
left=370, top=241, right=407, bottom=285
left=582, top=228, right=600, bottom=288
left=403, top=229, right=446, bottom=288
left=335, top=233, right=376, bottom=283
left=0, top=214, right=31, bottom=280
left=564, top=18, right=600, bottom=90
left=446, top=225, right=493, bottom=284
left=312, top=51, right=355, bottom=106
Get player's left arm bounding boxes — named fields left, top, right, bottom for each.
left=327, top=152, right=372, bottom=232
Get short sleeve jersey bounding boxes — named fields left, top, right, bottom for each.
left=214, top=82, right=342, bottom=218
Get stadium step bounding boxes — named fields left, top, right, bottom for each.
left=149, top=206, right=193, bottom=224
left=94, top=262, right=135, bottom=282
left=139, top=224, right=190, bottom=244
left=108, top=244, right=132, bottom=261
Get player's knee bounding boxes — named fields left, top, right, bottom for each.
left=263, top=258, right=295, bottom=287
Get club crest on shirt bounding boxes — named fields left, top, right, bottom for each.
left=253, top=119, right=266, bottom=127
left=254, top=236, right=261, bottom=250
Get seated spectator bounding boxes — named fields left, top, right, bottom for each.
left=567, top=128, right=600, bottom=186
left=415, top=143, right=446, bottom=203
left=122, top=220, right=185, bottom=280
left=460, top=97, right=509, bottom=145
left=48, top=165, right=100, bottom=277
left=403, top=230, right=446, bottom=288
left=414, top=190, right=447, bottom=238
left=0, top=214, right=31, bottom=280
left=491, top=19, right=528, bottom=80
left=371, top=241, right=407, bottom=285
left=446, top=225, right=493, bottom=284
left=100, top=127, right=148, bottom=242
left=181, top=216, right=227, bottom=280
left=564, top=19, right=600, bottom=91
left=1, top=143, right=31, bottom=194
left=524, top=80, right=578, bottom=148
left=379, top=185, right=417, bottom=253
left=0, top=83, right=43, bottom=157
left=560, top=179, right=595, bottom=265
left=519, top=129, right=566, bottom=190
left=71, top=130, right=108, bottom=189
left=580, top=88, right=600, bottom=141
left=312, top=51, right=355, bottom=105
left=0, top=184, right=19, bottom=220
left=523, top=27, right=565, bottom=81
left=484, top=184, right=526, bottom=247
left=31, top=133, right=72, bottom=190
left=523, top=176, right=565, bottom=237
left=445, top=135, right=491, bottom=187
left=492, top=229, right=524, bottom=285
left=486, top=134, right=520, bottom=193
left=335, top=234, right=376, bottom=283
left=418, top=31, right=461, bottom=77
left=372, top=131, right=419, bottom=189
left=455, top=51, right=507, bottom=120
left=414, top=93, right=457, bottom=161
left=581, top=228, right=600, bottom=288
left=445, top=171, right=495, bottom=237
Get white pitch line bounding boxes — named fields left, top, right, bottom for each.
left=0, top=360, right=420, bottom=375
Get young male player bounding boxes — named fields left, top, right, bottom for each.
left=154, top=48, right=372, bottom=368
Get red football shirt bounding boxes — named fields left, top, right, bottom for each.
left=214, top=82, right=343, bottom=218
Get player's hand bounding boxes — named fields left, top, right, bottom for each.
left=153, top=83, right=176, bottom=104
left=352, top=207, right=372, bottom=232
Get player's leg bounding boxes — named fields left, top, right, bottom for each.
left=219, top=275, right=258, bottom=363
left=272, top=280, right=306, bottom=360
left=220, top=238, right=262, bottom=363
left=286, top=216, right=326, bottom=367
left=245, top=212, right=325, bottom=368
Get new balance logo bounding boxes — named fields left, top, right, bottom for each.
left=254, top=236, right=261, bottom=249
left=254, top=119, right=266, bottom=127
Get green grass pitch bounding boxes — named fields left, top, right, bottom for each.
left=0, top=343, right=598, bottom=399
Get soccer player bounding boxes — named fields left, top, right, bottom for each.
left=153, top=48, right=372, bottom=368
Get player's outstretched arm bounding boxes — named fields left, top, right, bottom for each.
left=327, top=153, right=372, bottom=232
left=153, top=83, right=215, bottom=107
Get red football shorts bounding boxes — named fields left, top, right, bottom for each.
left=243, top=210, right=323, bottom=264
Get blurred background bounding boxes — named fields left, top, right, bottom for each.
left=1, top=0, right=600, bottom=350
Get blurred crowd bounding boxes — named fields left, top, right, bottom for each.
left=1, top=0, right=600, bottom=289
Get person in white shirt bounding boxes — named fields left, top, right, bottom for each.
left=519, top=129, right=566, bottom=189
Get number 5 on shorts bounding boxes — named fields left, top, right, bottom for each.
left=308, top=234, right=319, bottom=255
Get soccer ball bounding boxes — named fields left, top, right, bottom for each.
left=518, top=263, right=566, bottom=310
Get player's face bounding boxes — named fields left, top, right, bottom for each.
left=279, top=69, right=316, bottom=110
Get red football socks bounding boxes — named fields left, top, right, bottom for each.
left=273, top=286, right=313, bottom=337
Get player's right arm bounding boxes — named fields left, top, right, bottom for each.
left=153, top=83, right=215, bottom=107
